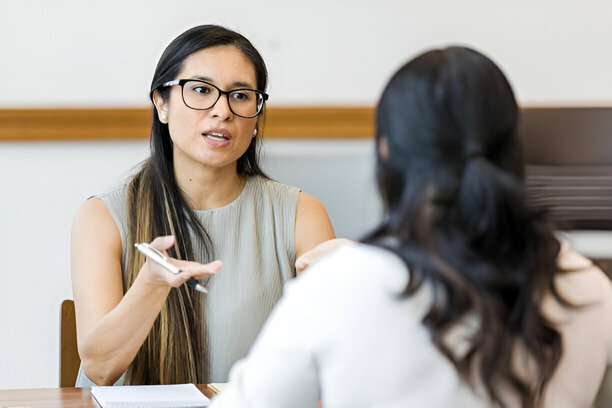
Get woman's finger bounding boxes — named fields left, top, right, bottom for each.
left=148, top=235, right=176, bottom=255
left=176, top=260, right=223, bottom=279
left=295, top=238, right=353, bottom=272
left=166, top=261, right=222, bottom=288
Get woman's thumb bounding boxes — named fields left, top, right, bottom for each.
left=150, top=235, right=175, bottom=251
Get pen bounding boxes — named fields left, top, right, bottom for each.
left=134, top=243, right=208, bottom=293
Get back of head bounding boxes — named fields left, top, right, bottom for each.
left=376, top=46, right=522, bottom=220
left=367, top=47, right=562, bottom=406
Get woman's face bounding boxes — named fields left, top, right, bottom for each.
left=154, top=45, right=260, bottom=173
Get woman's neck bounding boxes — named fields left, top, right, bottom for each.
left=173, top=162, right=246, bottom=211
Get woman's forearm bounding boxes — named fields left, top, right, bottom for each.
left=78, top=273, right=171, bottom=385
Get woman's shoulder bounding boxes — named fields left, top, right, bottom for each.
left=249, top=175, right=300, bottom=196
left=94, top=184, right=128, bottom=205
left=81, top=184, right=130, bottom=245
left=75, top=184, right=127, bottom=224
left=245, top=176, right=301, bottom=218
left=541, top=245, right=612, bottom=328
left=554, top=245, right=612, bottom=306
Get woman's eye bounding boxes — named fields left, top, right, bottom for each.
left=193, top=86, right=211, bottom=94
left=231, top=91, right=250, bottom=101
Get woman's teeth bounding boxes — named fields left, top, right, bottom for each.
left=205, top=132, right=227, bottom=142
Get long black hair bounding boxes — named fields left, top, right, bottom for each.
left=124, top=25, right=268, bottom=384
left=364, top=46, right=563, bottom=406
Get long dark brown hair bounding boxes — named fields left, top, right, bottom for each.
left=364, top=46, right=564, bottom=406
left=124, top=25, right=268, bottom=384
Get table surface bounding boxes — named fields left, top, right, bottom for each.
left=0, top=384, right=215, bottom=407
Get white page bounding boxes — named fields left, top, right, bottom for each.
left=91, top=383, right=210, bottom=407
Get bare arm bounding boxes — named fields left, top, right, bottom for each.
left=294, top=192, right=335, bottom=269
left=71, top=198, right=221, bottom=385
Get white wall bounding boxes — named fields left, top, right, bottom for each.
left=2, top=0, right=612, bottom=389
left=2, top=0, right=612, bottom=107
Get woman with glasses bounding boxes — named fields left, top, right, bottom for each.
left=211, top=47, right=612, bottom=407
left=71, top=25, right=335, bottom=386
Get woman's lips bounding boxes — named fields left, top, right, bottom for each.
left=202, top=130, right=231, bottom=146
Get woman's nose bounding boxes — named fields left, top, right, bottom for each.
left=209, top=94, right=233, bottom=120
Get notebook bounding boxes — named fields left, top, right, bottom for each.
left=91, top=383, right=210, bottom=407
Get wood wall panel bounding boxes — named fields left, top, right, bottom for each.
left=0, top=107, right=375, bottom=141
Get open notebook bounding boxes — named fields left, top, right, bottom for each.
left=91, top=384, right=210, bottom=407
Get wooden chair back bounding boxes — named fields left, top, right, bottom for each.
left=59, top=299, right=81, bottom=387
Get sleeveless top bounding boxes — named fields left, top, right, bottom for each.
left=75, top=175, right=300, bottom=386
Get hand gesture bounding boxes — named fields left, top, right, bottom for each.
left=295, top=238, right=353, bottom=274
left=140, top=235, right=222, bottom=289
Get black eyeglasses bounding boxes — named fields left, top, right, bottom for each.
left=161, top=79, right=268, bottom=118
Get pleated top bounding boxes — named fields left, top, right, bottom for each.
left=76, top=175, right=300, bottom=386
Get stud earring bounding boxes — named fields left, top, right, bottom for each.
left=253, top=128, right=258, bottom=138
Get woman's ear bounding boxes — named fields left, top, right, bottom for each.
left=378, top=136, right=390, bottom=160
left=152, top=89, right=169, bottom=124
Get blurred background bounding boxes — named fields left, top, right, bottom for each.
left=1, top=0, right=612, bottom=389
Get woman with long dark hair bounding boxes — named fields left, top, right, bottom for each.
left=211, top=47, right=612, bottom=407
left=71, top=25, right=335, bottom=386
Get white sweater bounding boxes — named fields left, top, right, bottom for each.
left=211, top=243, right=612, bottom=408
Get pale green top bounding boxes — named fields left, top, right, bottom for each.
left=76, top=175, right=300, bottom=386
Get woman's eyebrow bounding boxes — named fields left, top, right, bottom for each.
left=190, top=75, right=255, bottom=89
left=231, top=81, right=255, bottom=88
left=191, top=75, right=214, bottom=82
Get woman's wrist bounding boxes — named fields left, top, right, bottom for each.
left=132, top=264, right=174, bottom=295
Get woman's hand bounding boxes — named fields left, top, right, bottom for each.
left=139, top=235, right=222, bottom=289
left=295, top=238, right=354, bottom=274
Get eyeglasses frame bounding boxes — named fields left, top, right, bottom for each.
left=160, top=79, right=269, bottom=118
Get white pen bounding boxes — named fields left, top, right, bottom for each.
left=134, top=242, right=208, bottom=293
